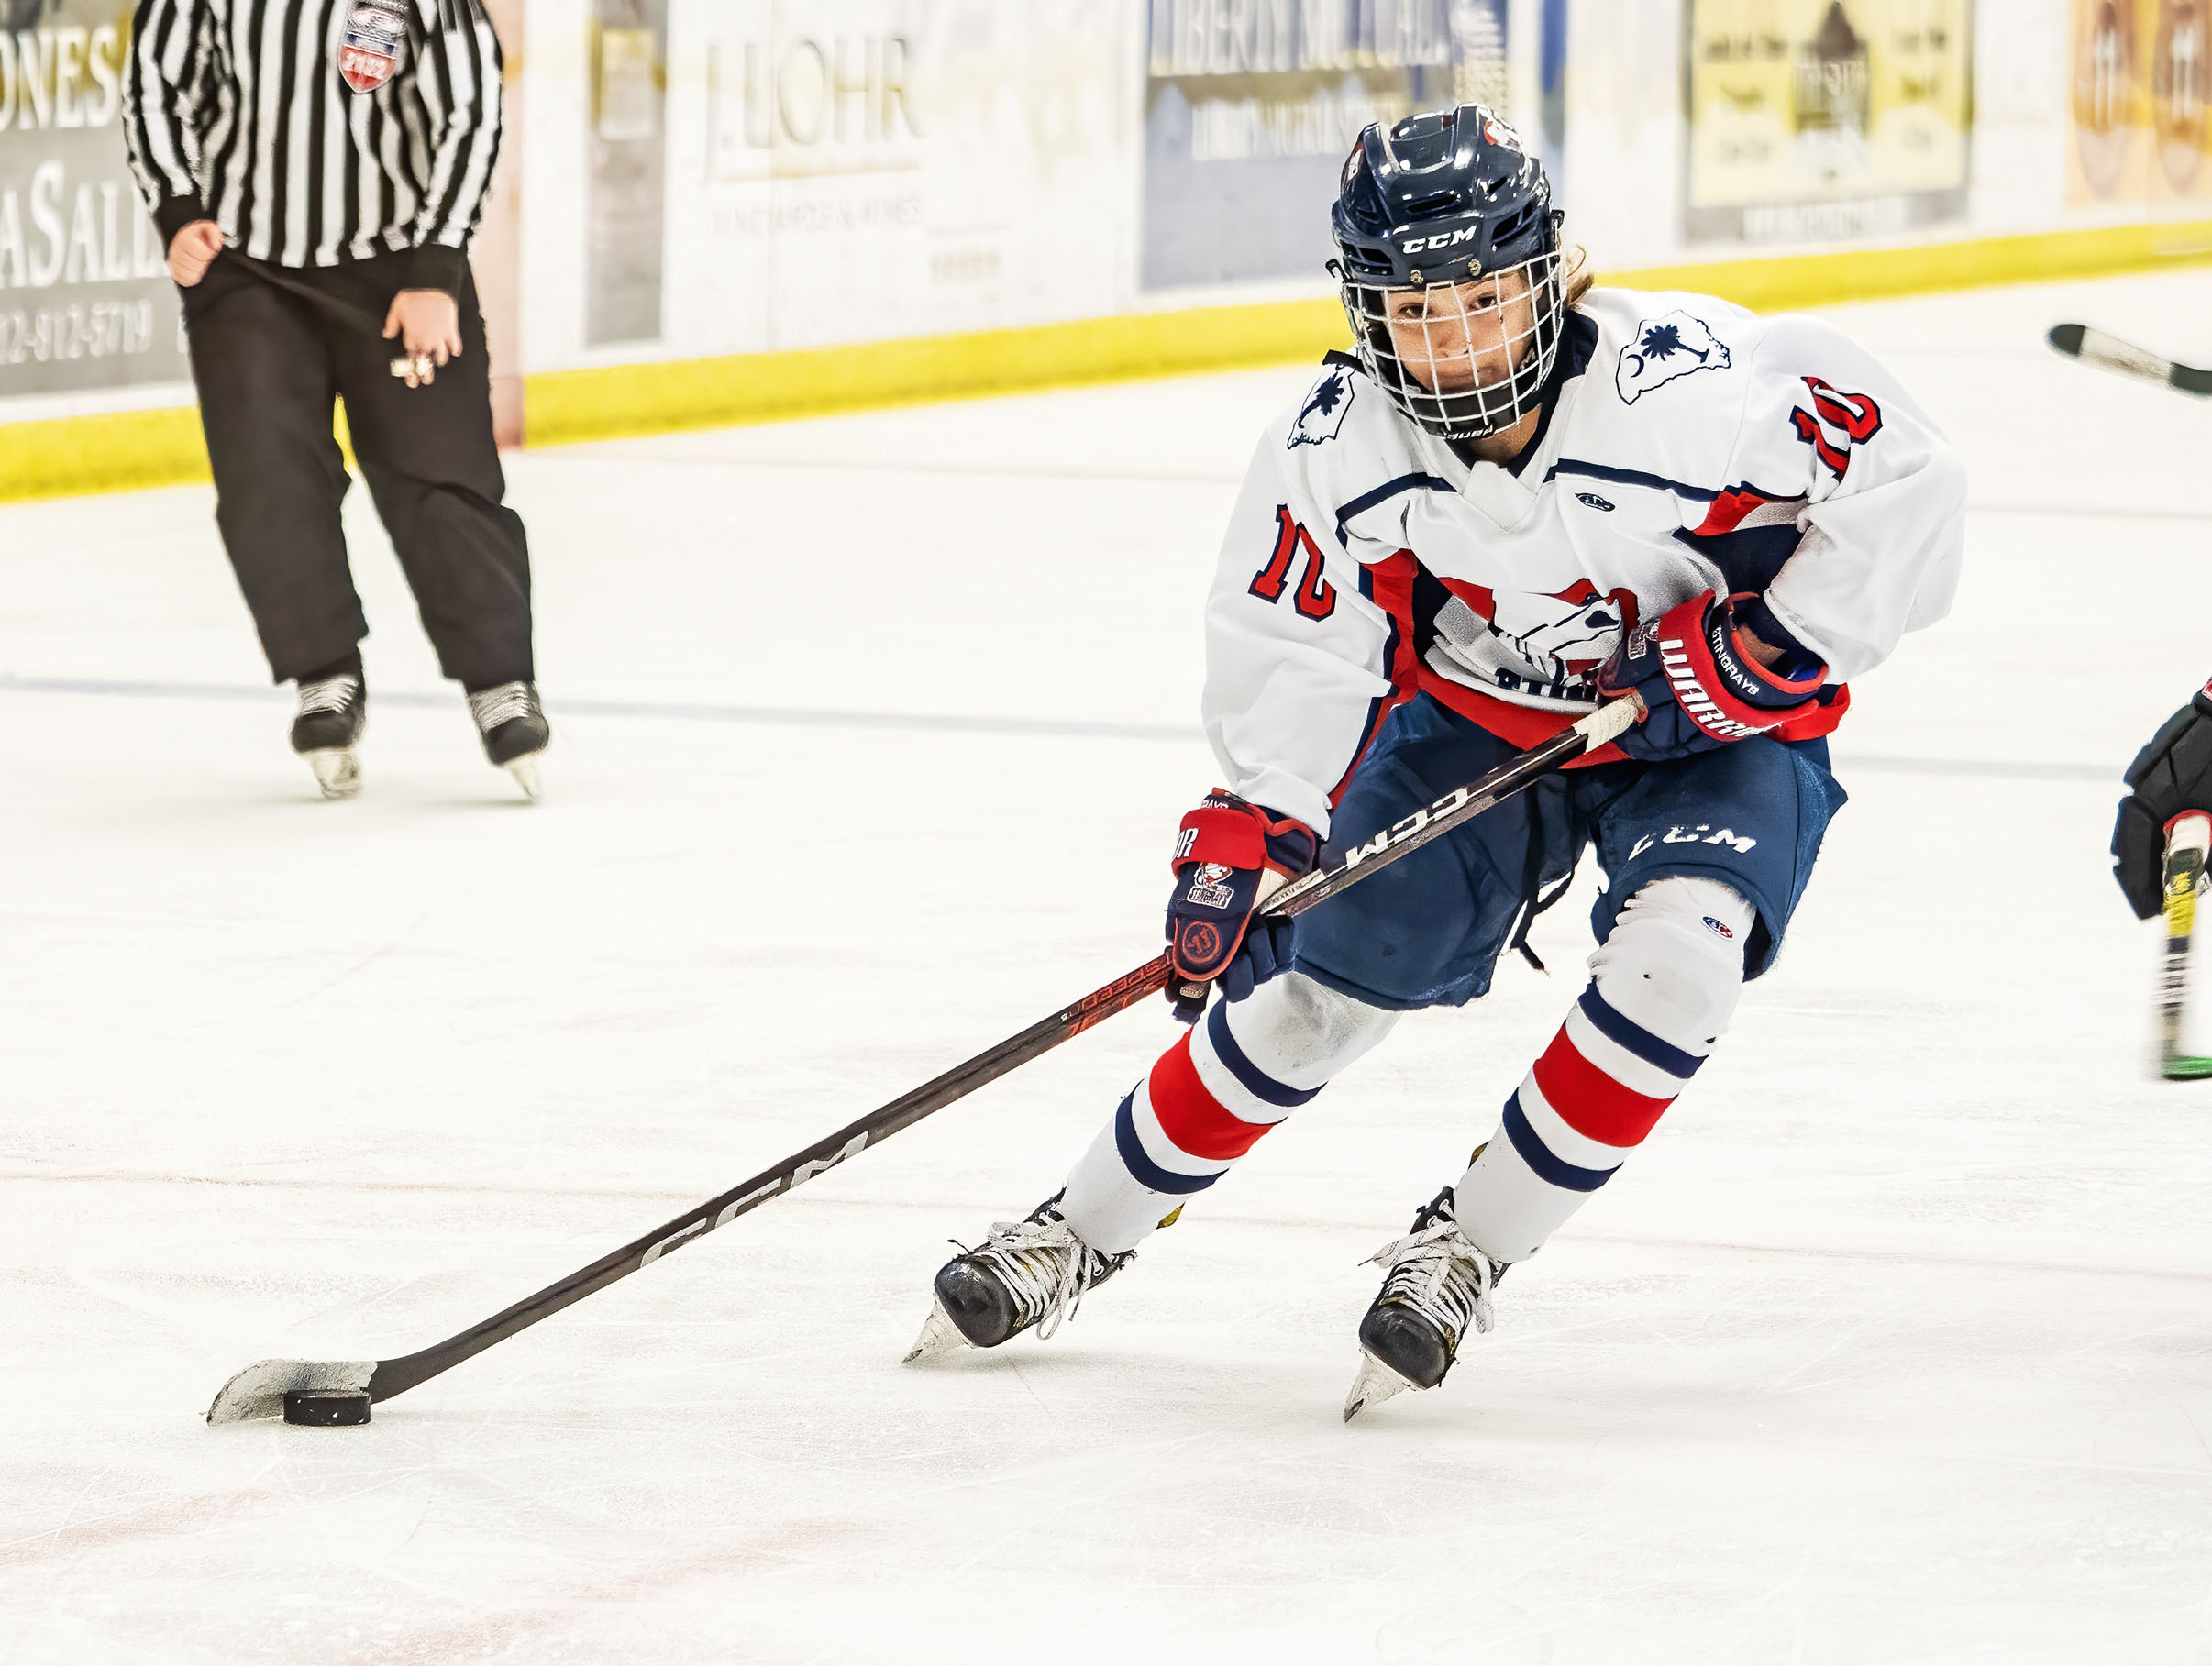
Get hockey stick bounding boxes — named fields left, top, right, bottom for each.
left=2158, top=812, right=2212, bottom=1080
left=205, top=694, right=1642, bottom=1422
left=2046, top=324, right=2212, bottom=398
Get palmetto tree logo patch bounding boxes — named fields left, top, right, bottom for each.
left=1616, top=311, right=1731, bottom=404
left=1288, top=364, right=1355, bottom=447
left=339, top=0, right=408, bottom=94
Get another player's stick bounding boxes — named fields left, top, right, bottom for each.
left=2158, top=812, right=2212, bottom=1080
left=205, top=694, right=1642, bottom=1423
left=2046, top=324, right=2212, bottom=397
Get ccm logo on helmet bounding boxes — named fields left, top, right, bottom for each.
left=1399, top=225, right=1480, bottom=253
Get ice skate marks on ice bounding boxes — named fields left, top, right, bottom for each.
left=206, top=1357, right=376, bottom=1424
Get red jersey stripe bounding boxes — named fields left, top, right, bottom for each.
left=1148, top=1029, right=1278, bottom=1161
left=1418, top=668, right=1848, bottom=756
left=1531, top=1026, right=1676, bottom=1148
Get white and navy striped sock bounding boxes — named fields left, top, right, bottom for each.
left=1059, top=974, right=1396, bottom=1253
left=1455, top=877, right=1751, bottom=1263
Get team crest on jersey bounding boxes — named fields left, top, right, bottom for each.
left=1287, top=365, right=1355, bottom=448
left=1433, top=577, right=1638, bottom=702
left=1616, top=311, right=1731, bottom=404
left=1490, top=582, right=1632, bottom=685
left=339, top=0, right=408, bottom=94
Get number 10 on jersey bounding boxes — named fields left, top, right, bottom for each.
left=1250, top=506, right=1337, bottom=621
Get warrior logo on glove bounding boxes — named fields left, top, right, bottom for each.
left=1176, top=922, right=1223, bottom=965
left=1597, top=590, right=1828, bottom=763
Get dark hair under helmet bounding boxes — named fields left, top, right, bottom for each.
left=1330, top=105, right=1566, bottom=440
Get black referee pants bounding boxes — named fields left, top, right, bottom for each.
left=182, top=252, right=533, bottom=690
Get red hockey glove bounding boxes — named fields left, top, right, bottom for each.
left=1165, top=790, right=1318, bottom=1023
left=1596, top=590, right=1826, bottom=762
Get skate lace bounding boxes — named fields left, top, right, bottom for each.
left=968, top=1216, right=1107, bottom=1341
left=1365, top=1219, right=1497, bottom=1342
left=296, top=674, right=360, bottom=718
left=467, top=681, right=540, bottom=733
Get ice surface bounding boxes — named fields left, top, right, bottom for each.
left=3, top=270, right=2211, bottom=1663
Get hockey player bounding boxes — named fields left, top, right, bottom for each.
left=907, top=106, right=1965, bottom=1418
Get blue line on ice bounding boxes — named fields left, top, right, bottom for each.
left=0, top=672, right=2117, bottom=780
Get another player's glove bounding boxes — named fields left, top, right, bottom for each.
left=2113, top=681, right=2212, bottom=919
left=1165, top=790, right=1318, bottom=1023
left=1596, top=590, right=1827, bottom=763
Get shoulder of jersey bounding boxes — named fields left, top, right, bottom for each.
left=1577, top=286, right=1775, bottom=415
left=1270, top=352, right=1424, bottom=498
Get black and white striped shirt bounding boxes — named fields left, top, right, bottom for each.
left=122, top=0, right=503, bottom=293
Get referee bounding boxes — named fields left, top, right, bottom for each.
left=123, top=0, right=550, bottom=799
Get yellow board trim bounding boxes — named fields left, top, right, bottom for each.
left=6, top=217, right=2212, bottom=502
left=0, top=403, right=210, bottom=503
left=523, top=297, right=1351, bottom=447
left=0, top=397, right=356, bottom=504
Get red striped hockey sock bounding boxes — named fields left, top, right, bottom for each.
left=1057, top=975, right=1396, bottom=1252
left=1454, top=877, right=1751, bottom=1263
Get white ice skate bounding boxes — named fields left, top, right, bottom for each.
left=1344, top=1186, right=1503, bottom=1421
left=905, top=1193, right=1132, bottom=1363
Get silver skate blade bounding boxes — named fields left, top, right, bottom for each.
left=1343, top=1351, right=1419, bottom=1423
left=901, top=1300, right=969, bottom=1365
left=305, top=748, right=360, bottom=800
left=205, top=1358, right=375, bottom=1424
left=504, top=756, right=542, bottom=800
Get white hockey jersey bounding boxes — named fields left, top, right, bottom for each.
left=1200, top=286, right=1966, bottom=837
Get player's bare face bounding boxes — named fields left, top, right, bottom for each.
left=1384, top=270, right=1536, bottom=396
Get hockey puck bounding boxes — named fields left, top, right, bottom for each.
left=282, top=1388, right=371, bottom=1427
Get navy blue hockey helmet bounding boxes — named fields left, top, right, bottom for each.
left=1331, top=105, right=1566, bottom=439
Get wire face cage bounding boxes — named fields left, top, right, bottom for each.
left=1336, top=247, right=1566, bottom=441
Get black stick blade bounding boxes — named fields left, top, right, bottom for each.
left=2046, top=323, right=2086, bottom=357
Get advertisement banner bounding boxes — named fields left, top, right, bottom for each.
left=658, top=0, right=1126, bottom=359
left=2068, top=0, right=2212, bottom=205
left=589, top=0, right=667, bottom=345
left=1139, top=0, right=1509, bottom=292
left=1684, top=0, right=1974, bottom=246
left=0, top=0, right=187, bottom=396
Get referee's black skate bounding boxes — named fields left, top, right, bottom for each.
left=291, top=668, right=366, bottom=799
left=467, top=681, right=550, bottom=800
left=904, top=1192, right=1133, bottom=1363
left=1344, top=1185, right=1506, bottom=1421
